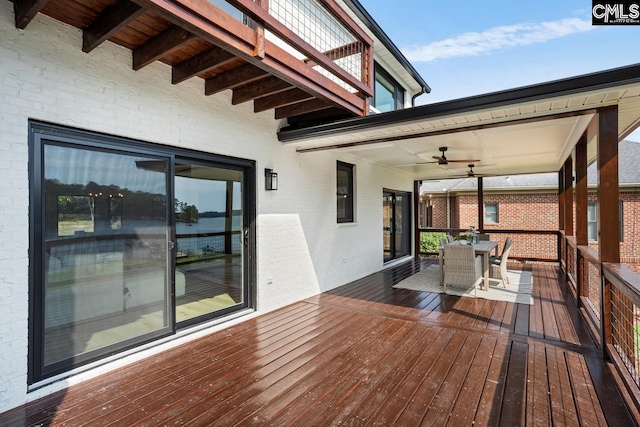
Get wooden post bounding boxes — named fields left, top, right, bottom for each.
left=563, top=156, right=574, bottom=237
left=558, top=169, right=565, bottom=232
left=558, top=168, right=565, bottom=270
left=597, top=105, right=619, bottom=354
left=575, top=133, right=588, bottom=302
left=414, top=180, right=420, bottom=258
left=477, top=177, right=484, bottom=233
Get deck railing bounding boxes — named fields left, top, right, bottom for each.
left=221, top=0, right=373, bottom=100
left=559, top=232, right=640, bottom=413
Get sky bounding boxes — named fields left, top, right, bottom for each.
left=359, top=0, right=640, bottom=141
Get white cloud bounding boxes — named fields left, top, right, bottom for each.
left=403, top=18, right=595, bottom=62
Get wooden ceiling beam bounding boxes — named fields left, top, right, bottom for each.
left=83, top=0, right=145, bottom=53
left=275, top=99, right=332, bottom=120
left=254, top=88, right=314, bottom=113
left=205, top=64, right=269, bottom=95
left=133, top=0, right=365, bottom=115
left=133, top=26, right=196, bottom=70
left=232, top=77, right=292, bottom=105
left=172, top=46, right=236, bottom=84
left=285, top=107, right=351, bottom=125
left=14, top=0, right=49, bottom=29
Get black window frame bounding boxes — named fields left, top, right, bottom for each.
left=485, top=202, right=499, bottom=223
left=588, top=201, right=623, bottom=242
left=28, top=121, right=257, bottom=385
left=373, top=63, right=405, bottom=113
left=337, top=161, right=355, bottom=223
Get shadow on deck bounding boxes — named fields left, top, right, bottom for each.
left=1, top=258, right=638, bottom=425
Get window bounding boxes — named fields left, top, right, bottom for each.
left=485, top=203, right=499, bottom=223
left=587, top=201, right=623, bottom=242
left=373, top=64, right=405, bottom=113
left=337, top=161, right=354, bottom=223
left=587, top=202, right=597, bottom=241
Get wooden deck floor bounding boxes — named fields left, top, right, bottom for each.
left=1, top=259, right=637, bottom=426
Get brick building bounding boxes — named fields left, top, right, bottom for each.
left=420, top=140, right=640, bottom=263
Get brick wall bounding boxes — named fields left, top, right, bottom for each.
left=424, top=190, right=640, bottom=262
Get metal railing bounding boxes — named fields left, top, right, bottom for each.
left=559, top=233, right=640, bottom=412
left=224, top=0, right=373, bottom=96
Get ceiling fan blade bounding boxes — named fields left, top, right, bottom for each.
left=446, top=159, right=481, bottom=163
left=432, top=156, right=444, bottom=160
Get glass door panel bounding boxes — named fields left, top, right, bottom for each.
left=174, top=162, right=244, bottom=325
left=42, top=144, right=171, bottom=370
left=383, top=190, right=411, bottom=262
left=383, top=191, right=393, bottom=262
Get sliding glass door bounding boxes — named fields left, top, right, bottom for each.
left=174, top=161, right=245, bottom=326
left=383, top=189, right=411, bottom=262
left=30, top=123, right=254, bottom=383
left=40, top=143, right=172, bottom=377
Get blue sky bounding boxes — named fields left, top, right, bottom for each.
left=360, top=0, right=640, bottom=141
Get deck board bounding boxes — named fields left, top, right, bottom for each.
left=0, top=258, right=637, bottom=426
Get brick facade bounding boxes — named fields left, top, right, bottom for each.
left=423, top=190, right=640, bottom=263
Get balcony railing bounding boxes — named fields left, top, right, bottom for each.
left=207, top=0, right=374, bottom=113
left=558, top=233, right=640, bottom=414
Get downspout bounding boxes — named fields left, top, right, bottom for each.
left=411, top=88, right=428, bottom=107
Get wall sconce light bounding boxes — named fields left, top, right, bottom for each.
left=265, top=168, right=278, bottom=190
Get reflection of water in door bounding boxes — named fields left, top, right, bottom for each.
left=174, top=162, right=244, bottom=324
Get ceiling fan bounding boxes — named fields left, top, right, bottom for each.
left=417, top=147, right=480, bottom=165
left=450, top=164, right=498, bottom=178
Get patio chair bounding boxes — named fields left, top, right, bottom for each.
left=490, top=237, right=512, bottom=263
left=490, top=238, right=513, bottom=286
left=443, top=244, right=482, bottom=297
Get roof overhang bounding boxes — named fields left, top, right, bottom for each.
left=279, top=64, right=640, bottom=180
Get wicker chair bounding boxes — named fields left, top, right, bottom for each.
left=490, top=238, right=513, bottom=286
left=490, top=237, right=512, bottom=263
left=443, top=243, right=482, bottom=296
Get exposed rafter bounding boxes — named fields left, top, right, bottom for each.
left=232, top=77, right=292, bottom=105
left=254, top=88, right=314, bottom=113
left=205, top=64, right=269, bottom=96
left=14, top=0, right=49, bottom=29
left=83, top=0, right=145, bottom=53
left=275, top=99, right=332, bottom=120
left=133, top=26, right=196, bottom=70
left=172, top=46, right=236, bottom=84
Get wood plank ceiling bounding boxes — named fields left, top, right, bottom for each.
left=13, top=0, right=369, bottom=122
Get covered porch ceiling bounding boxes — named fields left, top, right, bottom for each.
left=279, top=64, right=640, bottom=180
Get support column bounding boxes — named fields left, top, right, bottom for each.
left=574, top=134, right=588, bottom=302
left=477, top=177, right=484, bottom=233
left=414, top=180, right=420, bottom=258
left=563, top=156, right=574, bottom=237
left=558, top=169, right=565, bottom=266
left=598, top=105, right=619, bottom=353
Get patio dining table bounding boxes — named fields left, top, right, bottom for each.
left=439, top=240, right=499, bottom=291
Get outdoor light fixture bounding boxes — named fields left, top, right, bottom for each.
left=265, top=168, right=278, bottom=190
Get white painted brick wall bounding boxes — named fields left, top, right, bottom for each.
left=0, top=1, right=414, bottom=413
